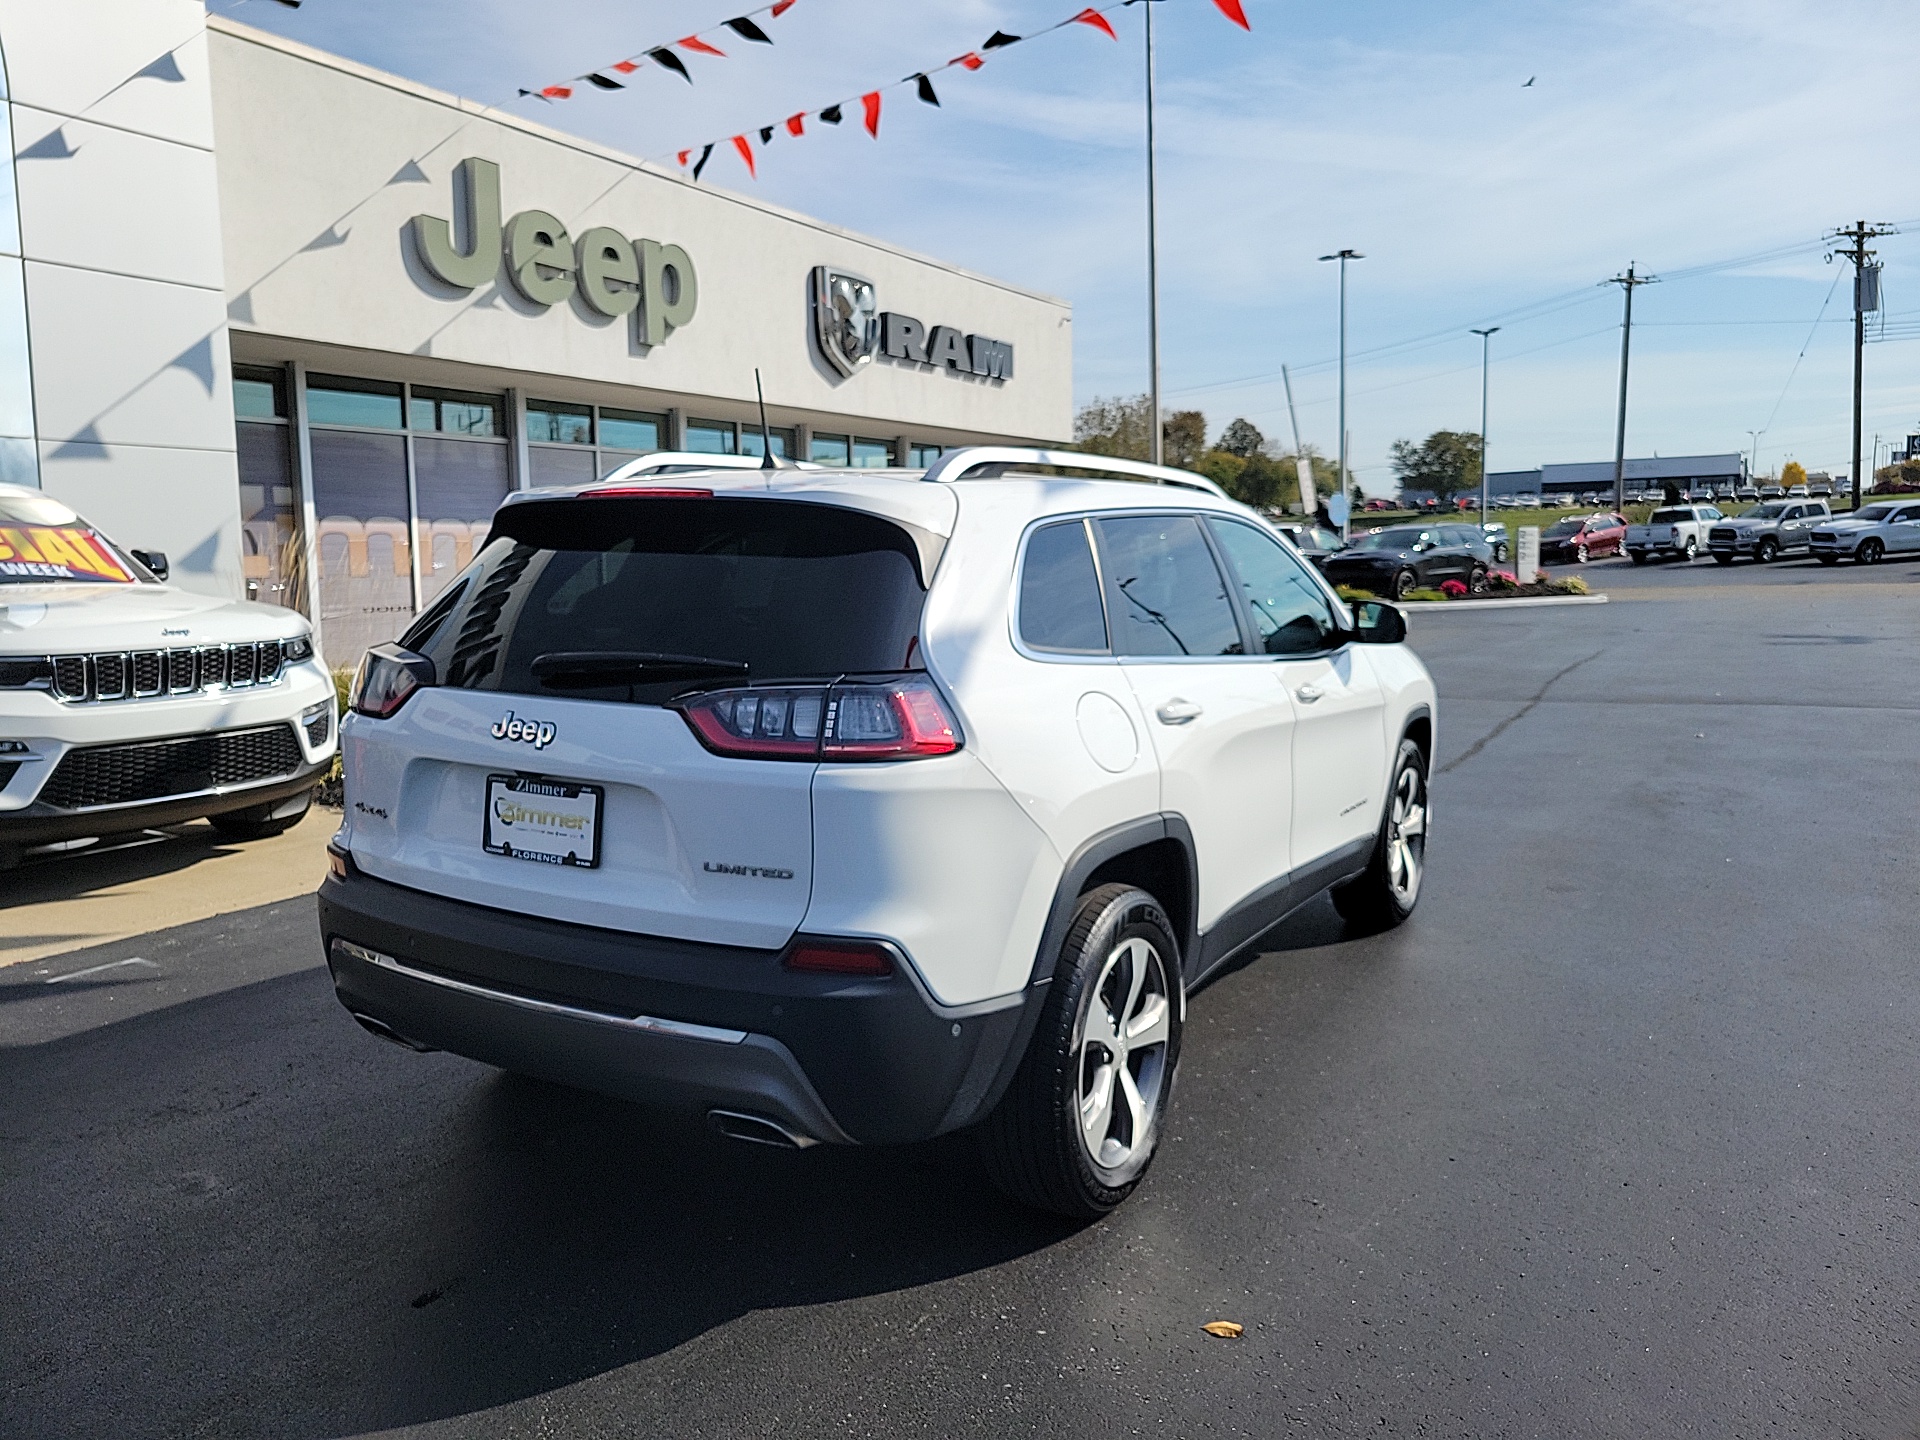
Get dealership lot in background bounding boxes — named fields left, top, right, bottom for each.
left=6, top=561, right=1918, bottom=1438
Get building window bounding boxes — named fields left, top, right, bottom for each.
left=307, top=374, right=403, bottom=429
left=686, top=418, right=737, bottom=454
left=909, top=443, right=944, bottom=467
left=810, top=433, right=851, bottom=466
left=526, top=399, right=593, bottom=445
left=741, top=427, right=795, bottom=460
left=233, top=364, right=299, bottom=611
left=599, top=407, right=664, bottom=453
left=851, top=437, right=893, bottom=468
left=410, top=386, right=502, bottom=437
left=528, top=399, right=669, bottom=482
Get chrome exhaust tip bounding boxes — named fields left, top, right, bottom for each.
left=707, top=1109, right=819, bottom=1149
left=349, top=1011, right=439, bottom=1053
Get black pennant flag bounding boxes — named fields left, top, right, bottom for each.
left=725, top=17, right=773, bottom=43
left=982, top=30, right=1021, bottom=49
left=586, top=73, right=624, bottom=90
left=649, top=47, right=693, bottom=81
left=819, top=104, right=843, bottom=123
left=691, top=143, right=715, bottom=179
left=915, top=73, right=939, bottom=106
left=759, top=125, right=774, bottom=144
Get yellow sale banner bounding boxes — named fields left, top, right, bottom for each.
left=0, top=526, right=135, bottom=582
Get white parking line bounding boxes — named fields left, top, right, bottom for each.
left=43, top=957, right=159, bottom=985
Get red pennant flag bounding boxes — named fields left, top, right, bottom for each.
left=771, top=0, right=797, bottom=13
left=785, top=112, right=805, bottom=136
left=677, top=149, right=691, bottom=167
left=952, top=52, right=984, bottom=70
left=732, top=134, right=756, bottom=177
left=679, top=35, right=727, bottom=57
left=1211, top=0, right=1251, bottom=28
left=861, top=90, right=881, bottom=137
left=1072, top=8, right=1118, bottom=40
left=612, top=59, right=639, bottom=74
left=538, top=85, right=572, bottom=100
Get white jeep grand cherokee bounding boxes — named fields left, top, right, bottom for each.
left=0, top=484, right=336, bottom=864
left=320, top=449, right=1435, bottom=1217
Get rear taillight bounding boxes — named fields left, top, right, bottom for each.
left=675, top=675, right=961, bottom=761
left=585, top=486, right=714, bottom=498
left=784, top=940, right=895, bottom=977
left=349, top=643, right=435, bottom=719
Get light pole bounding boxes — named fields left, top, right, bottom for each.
left=1318, top=249, right=1363, bottom=536
left=1471, top=326, right=1499, bottom=525
left=1745, top=429, right=1763, bottom=486
left=1143, top=0, right=1162, bottom=466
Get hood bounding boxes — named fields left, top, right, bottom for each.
left=0, top=584, right=308, bottom=656
left=1814, top=517, right=1871, bottom=531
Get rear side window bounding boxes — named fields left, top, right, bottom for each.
left=409, top=497, right=928, bottom=704
left=1898, top=507, right=1920, bottom=523
left=1093, top=515, right=1243, bottom=659
left=1208, top=519, right=1342, bottom=656
left=1019, top=520, right=1109, bottom=654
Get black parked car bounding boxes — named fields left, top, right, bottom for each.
left=1320, top=523, right=1494, bottom=599
left=1273, top=521, right=1347, bottom=570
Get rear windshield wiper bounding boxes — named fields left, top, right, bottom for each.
left=531, top=651, right=750, bottom=688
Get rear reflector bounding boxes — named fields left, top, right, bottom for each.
left=784, top=941, right=895, bottom=977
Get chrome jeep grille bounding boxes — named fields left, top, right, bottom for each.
left=13, top=640, right=301, bottom=703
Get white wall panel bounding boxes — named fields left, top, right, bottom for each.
left=39, top=438, right=242, bottom=599
left=0, top=0, right=215, bottom=149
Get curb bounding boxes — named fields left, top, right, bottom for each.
left=1402, top=594, right=1610, bottom=613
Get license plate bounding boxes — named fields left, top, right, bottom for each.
left=484, top=774, right=602, bottom=868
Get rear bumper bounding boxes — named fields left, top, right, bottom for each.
left=317, top=867, right=1035, bottom=1146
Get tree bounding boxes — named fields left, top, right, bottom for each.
left=1781, top=460, right=1807, bottom=488
left=1072, top=395, right=1208, bottom=468
left=1216, top=418, right=1266, bottom=459
left=1162, top=410, right=1207, bottom=468
left=1388, top=430, right=1483, bottom=501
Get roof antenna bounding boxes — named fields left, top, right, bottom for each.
left=754, top=368, right=778, bottom=471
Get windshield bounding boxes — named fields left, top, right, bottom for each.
left=1746, top=504, right=1786, bottom=519
left=0, top=492, right=137, bottom=585
left=403, top=496, right=931, bottom=705
left=1349, top=528, right=1423, bottom=551
left=1544, top=518, right=1584, bottom=536
left=1852, top=504, right=1897, bottom=522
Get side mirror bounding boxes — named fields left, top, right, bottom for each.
left=1350, top=600, right=1407, bottom=645
left=130, top=549, right=169, bottom=581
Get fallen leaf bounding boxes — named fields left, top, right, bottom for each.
left=1201, top=1321, right=1244, bottom=1339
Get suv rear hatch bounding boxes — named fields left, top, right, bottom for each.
left=342, top=491, right=936, bottom=949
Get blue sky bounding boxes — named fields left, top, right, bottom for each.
left=222, top=0, right=1920, bottom=487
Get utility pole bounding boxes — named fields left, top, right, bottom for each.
left=1281, top=363, right=1316, bottom=516
left=1604, top=263, right=1657, bottom=513
left=1142, top=0, right=1163, bottom=466
left=1828, top=222, right=1894, bottom=510
left=1318, top=249, right=1363, bottom=536
left=1745, top=428, right=1763, bottom=484
left=1471, top=326, right=1499, bottom=524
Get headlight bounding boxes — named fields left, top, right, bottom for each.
left=283, top=633, right=315, bottom=663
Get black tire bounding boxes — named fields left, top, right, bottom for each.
left=1816, top=555, right=1839, bottom=566
left=208, top=786, right=314, bottom=840
left=1681, top=536, right=1698, bottom=561
left=1392, top=569, right=1417, bottom=600
left=1754, top=538, right=1778, bottom=564
left=1332, top=738, right=1428, bottom=935
left=1713, top=552, right=1733, bottom=565
left=1858, top=538, right=1883, bottom=565
left=978, top=884, right=1182, bottom=1219
left=1469, top=564, right=1488, bottom=593
left=1629, top=550, right=1648, bottom=565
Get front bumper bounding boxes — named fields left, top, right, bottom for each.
left=317, top=867, right=1035, bottom=1146
left=1809, top=535, right=1855, bottom=556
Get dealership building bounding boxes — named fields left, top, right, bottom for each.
left=1, top=2, right=1073, bottom=662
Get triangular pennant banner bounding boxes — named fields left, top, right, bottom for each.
left=915, top=74, right=939, bottom=106
left=771, top=0, right=797, bottom=13
left=692, top=142, right=715, bottom=179
left=759, top=125, right=774, bottom=144
left=680, top=35, right=727, bottom=57
left=862, top=90, right=882, bottom=136
left=1072, top=8, right=1118, bottom=40
left=819, top=104, right=843, bottom=124
left=1211, top=0, right=1252, bottom=29
left=677, top=148, right=692, bottom=167
left=649, top=48, right=693, bottom=81
left=953, top=52, right=985, bottom=70
left=785, top=112, right=805, bottom=136
left=725, top=17, right=773, bottom=43
left=612, top=59, right=639, bottom=74
left=732, top=134, right=756, bottom=177
left=982, top=30, right=1021, bottom=49
left=586, top=73, right=624, bottom=89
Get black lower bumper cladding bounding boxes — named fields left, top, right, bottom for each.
left=317, top=868, right=1034, bottom=1146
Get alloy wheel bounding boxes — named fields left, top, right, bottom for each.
left=1861, top=539, right=1883, bottom=565
left=1074, top=936, right=1172, bottom=1172
left=1385, top=761, right=1426, bottom=906
left=1574, top=544, right=1588, bottom=564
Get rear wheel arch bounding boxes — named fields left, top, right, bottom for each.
left=1027, top=817, right=1197, bottom=991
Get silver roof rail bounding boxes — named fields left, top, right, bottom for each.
left=598, top=452, right=822, bottom=480
left=920, top=446, right=1228, bottom=499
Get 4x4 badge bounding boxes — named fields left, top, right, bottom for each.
left=491, top=710, right=556, bottom=749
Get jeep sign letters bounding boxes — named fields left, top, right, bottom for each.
left=411, top=158, right=697, bottom=346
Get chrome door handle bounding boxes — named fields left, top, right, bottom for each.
left=1155, top=698, right=1203, bottom=725
left=1295, top=684, right=1323, bottom=703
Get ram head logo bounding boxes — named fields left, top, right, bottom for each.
left=811, top=266, right=879, bottom=378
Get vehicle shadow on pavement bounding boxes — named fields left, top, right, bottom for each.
left=1, top=824, right=243, bottom=914
left=0, top=963, right=1080, bottom=1438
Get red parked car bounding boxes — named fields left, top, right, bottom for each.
left=1539, top=512, right=1628, bottom=563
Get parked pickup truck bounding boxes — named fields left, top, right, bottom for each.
left=1707, top=499, right=1831, bottom=564
left=1625, top=505, right=1723, bottom=563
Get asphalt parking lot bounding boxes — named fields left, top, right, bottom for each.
left=5, top=552, right=1919, bottom=1439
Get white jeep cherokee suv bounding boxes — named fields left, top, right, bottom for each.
left=319, top=449, right=1435, bottom=1216
left=0, top=484, right=336, bottom=864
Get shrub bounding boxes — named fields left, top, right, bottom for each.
left=1551, top=575, right=1591, bottom=595
left=1334, top=584, right=1377, bottom=603
left=1402, top=587, right=1448, bottom=602
left=1439, top=579, right=1468, bottom=598
left=1485, top=569, right=1520, bottom=591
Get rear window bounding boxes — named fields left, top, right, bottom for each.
left=406, top=496, right=930, bottom=704
left=1649, top=509, right=1690, bottom=524
left=1019, top=520, right=1109, bottom=654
